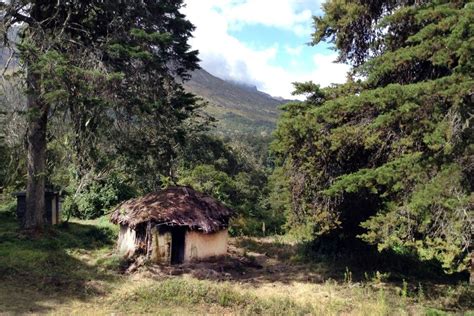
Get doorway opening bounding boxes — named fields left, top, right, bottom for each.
left=171, top=227, right=186, bottom=264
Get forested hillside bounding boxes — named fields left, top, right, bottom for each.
left=184, top=68, right=285, bottom=136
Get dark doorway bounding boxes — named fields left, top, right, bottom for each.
left=171, top=227, right=186, bottom=264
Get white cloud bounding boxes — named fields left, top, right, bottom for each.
left=184, top=0, right=320, bottom=37
left=182, top=0, right=349, bottom=99
left=308, top=53, right=350, bottom=88
left=285, top=45, right=304, bottom=56
left=221, top=0, right=314, bottom=37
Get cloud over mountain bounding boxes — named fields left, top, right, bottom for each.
left=182, top=0, right=350, bottom=99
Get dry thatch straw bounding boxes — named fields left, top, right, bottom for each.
left=110, top=186, right=233, bottom=233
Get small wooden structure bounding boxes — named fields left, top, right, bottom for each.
left=110, top=186, right=233, bottom=264
left=13, top=190, right=61, bottom=225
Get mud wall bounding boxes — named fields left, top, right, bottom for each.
left=184, top=229, right=228, bottom=262
left=117, top=225, right=137, bottom=257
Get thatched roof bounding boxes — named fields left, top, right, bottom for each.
left=110, top=186, right=233, bottom=233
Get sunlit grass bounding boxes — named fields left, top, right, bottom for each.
left=0, top=207, right=472, bottom=315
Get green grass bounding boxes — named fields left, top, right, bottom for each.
left=0, top=204, right=472, bottom=315
left=115, top=278, right=313, bottom=315
left=0, top=212, right=118, bottom=278
left=0, top=208, right=122, bottom=314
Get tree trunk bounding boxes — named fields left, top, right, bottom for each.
left=23, top=71, right=48, bottom=231
left=470, top=251, right=473, bottom=285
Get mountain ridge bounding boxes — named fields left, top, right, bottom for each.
left=0, top=48, right=288, bottom=135
left=184, top=68, right=288, bottom=135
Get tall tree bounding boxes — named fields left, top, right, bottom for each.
left=0, top=0, right=199, bottom=230
left=273, top=0, right=473, bottom=272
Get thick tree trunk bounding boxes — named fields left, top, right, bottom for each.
left=23, top=71, right=48, bottom=231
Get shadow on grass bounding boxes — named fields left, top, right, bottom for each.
left=235, top=236, right=468, bottom=282
left=0, top=211, right=120, bottom=314
left=231, top=237, right=473, bottom=311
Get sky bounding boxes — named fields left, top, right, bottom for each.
left=182, top=0, right=351, bottom=99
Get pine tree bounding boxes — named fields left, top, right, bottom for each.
left=273, top=0, right=473, bottom=272
left=0, top=0, right=199, bottom=230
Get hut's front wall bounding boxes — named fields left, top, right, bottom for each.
left=184, top=229, right=228, bottom=262
left=117, top=225, right=136, bottom=257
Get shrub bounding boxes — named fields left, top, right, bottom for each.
left=0, top=197, right=16, bottom=217
left=63, top=173, right=136, bottom=219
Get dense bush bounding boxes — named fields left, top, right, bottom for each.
left=62, top=173, right=136, bottom=220
left=0, top=197, right=16, bottom=218
left=178, top=134, right=285, bottom=236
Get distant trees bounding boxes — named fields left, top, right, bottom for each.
left=178, top=133, right=286, bottom=236
left=0, top=0, right=199, bottom=230
left=273, top=0, right=473, bottom=272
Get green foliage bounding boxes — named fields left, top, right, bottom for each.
left=62, top=173, right=136, bottom=220
left=0, top=197, right=16, bottom=217
left=263, top=167, right=291, bottom=231
left=1, top=0, right=202, bottom=219
left=360, top=164, right=472, bottom=271
left=179, top=164, right=235, bottom=204
left=0, top=102, right=26, bottom=192
left=291, top=81, right=326, bottom=104
left=178, top=134, right=285, bottom=236
left=178, top=163, right=281, bottom=236
left=273, top=0, right=473, bottom=273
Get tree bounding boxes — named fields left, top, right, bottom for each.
left=273, top=0, right=473, bottom=272
left=0, top=0, right=199, bottom=230
left=176, top=133, right=285, bottom=236
left=0, top=75, right=26, bottom=193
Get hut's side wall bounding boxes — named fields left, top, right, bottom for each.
left=184, top=229, right=228, bottom=262
left=117, top=225, right=137, bottom=257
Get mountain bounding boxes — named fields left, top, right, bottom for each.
left=184, top=69, right=288, bottom=136
left=1, top=47, right=287, bottom=136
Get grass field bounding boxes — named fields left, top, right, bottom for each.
left=0, top=207, right=472, bottom=315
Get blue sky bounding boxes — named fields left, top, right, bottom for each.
left=229, top=26, right=333, bottom=72
left=182, top=0, right=350, bottom=99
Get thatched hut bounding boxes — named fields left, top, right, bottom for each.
left=110, top=186, right=233, bottom=264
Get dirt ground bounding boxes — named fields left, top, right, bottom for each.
left=136, top=237, right=325, bottom=284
